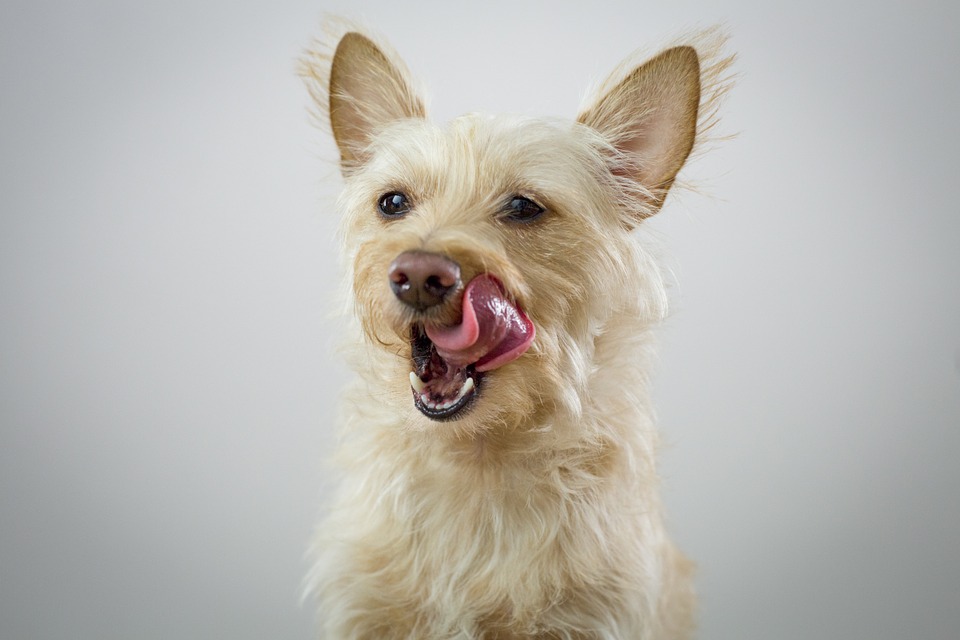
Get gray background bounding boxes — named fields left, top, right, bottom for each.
left=2, top=1, right=958, bottom=639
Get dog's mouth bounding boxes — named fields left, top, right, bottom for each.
left=409, top=328, right=480, bottom=420
left=408, top=274, right=535, bottom=421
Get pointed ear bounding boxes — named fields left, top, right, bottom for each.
left=578, top=46, right=701, bottom=214
left=328, top=33, right=426, bottom=173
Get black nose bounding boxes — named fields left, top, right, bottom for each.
left=388, top=251, right=461, bottom=311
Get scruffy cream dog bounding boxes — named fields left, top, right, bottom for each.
left=300, top=23, right=731, bottom=639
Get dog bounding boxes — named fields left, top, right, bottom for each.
left=299, top=22, right=731, bottom=639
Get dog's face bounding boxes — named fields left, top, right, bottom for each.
left=305, top=32, right=702, bottom=436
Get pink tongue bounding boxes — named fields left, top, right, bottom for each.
left=425, top=275, right=535, bottom=372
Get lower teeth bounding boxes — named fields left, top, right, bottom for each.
left=413, top=375, right=475, bottom=411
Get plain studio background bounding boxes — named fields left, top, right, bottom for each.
left=2, top=1, right=958, bottom=638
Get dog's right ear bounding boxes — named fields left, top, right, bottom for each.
left=323, top=33, right=425, bottom=174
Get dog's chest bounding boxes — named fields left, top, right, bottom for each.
left=388, top=455, right=610, bottom=589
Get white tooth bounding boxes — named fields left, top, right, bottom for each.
left=459, top=377, right=475, bottom=399
left=410, top=372, right=425, bottom=394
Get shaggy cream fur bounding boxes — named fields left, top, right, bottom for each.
left=300, top=22, right=732, bottom=639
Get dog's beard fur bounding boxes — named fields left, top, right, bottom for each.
left=300, top=21, right=732, bottom=639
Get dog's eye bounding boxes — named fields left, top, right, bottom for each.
left=503, top=196, right=544, bottom=223
left=378, top=192, right=411, bottom=219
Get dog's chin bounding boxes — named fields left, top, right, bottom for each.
left=408, top=325, right=482, bottom=422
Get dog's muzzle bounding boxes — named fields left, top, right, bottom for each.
left=389, top=252, right=536, bottom=422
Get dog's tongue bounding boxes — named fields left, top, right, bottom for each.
left=425, top=275, right=535, bottom=372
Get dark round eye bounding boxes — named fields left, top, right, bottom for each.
left=378, top=192, right=411, bottom=218
left=504, top=196, right=544, bottom=223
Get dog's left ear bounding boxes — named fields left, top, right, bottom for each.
left=578, top=46, right=701, bottom=214
left=327, top=32, right=425, bottom=174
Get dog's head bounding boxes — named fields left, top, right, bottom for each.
left=302, top=30, right=723, bottom=436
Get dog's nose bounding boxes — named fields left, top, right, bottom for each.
left=388, top=251, right=461, bottom=311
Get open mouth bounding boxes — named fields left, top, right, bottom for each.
left=406, top=274, right=536, bottom=422
left=409, top=327, right=480, bottom=421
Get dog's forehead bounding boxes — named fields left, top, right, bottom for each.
left=366, top=115, right=607, bottom=200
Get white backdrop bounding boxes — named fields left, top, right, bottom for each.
left=2, top=1, right=958, bottom=639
